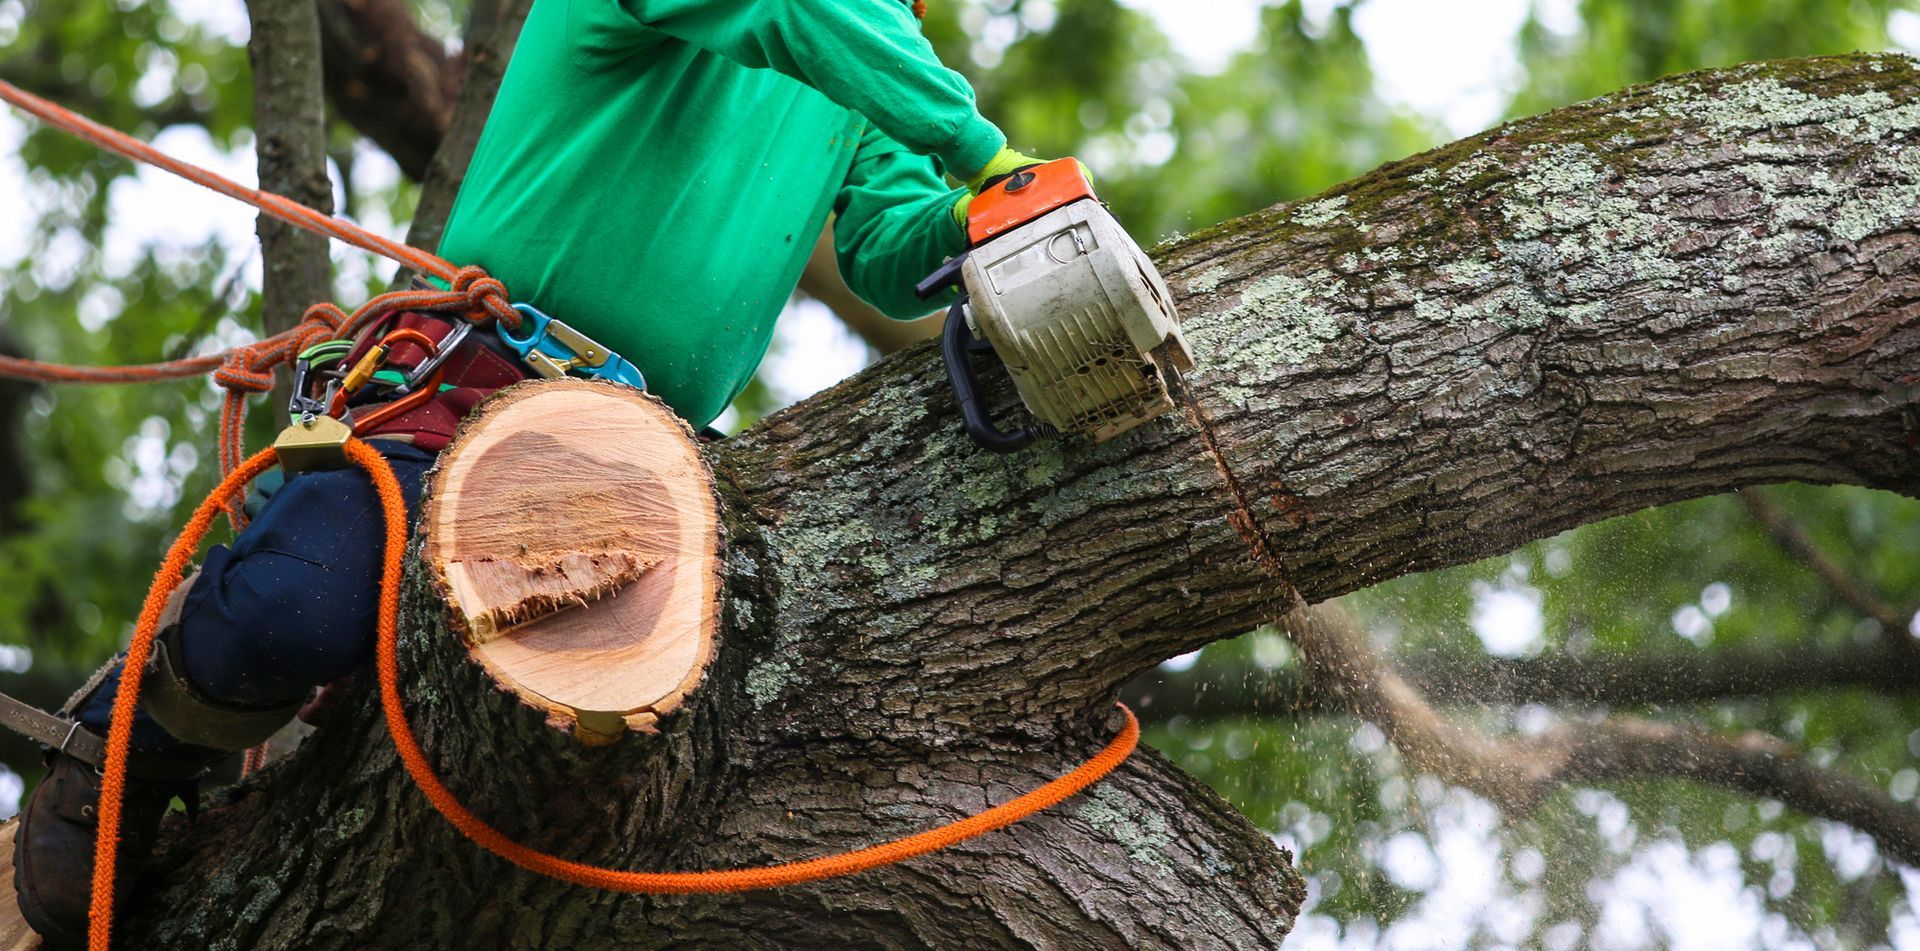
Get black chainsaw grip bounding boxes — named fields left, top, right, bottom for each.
left=941, top=296, right=1038, bottom=453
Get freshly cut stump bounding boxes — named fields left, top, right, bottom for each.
left=423, top=380, right=721, bottom=741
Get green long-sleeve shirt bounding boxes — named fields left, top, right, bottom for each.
left=436, top=0, right=1004, bottom=428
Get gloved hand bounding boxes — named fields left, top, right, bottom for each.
left=965, top=146, right=1052, bottom=193
left=951, top=146, right=1093, bottom=233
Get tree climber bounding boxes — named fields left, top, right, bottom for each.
left=12, top=0, right=1069, bottom=942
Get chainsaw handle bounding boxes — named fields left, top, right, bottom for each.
left=915, top=252, right=968, bottom=300
left=941, top=296, right=1040, bottom=453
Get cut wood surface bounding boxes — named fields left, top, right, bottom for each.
left=422, top=380, right=721, bottom=738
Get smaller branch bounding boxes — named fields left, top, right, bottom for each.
left=1125, top=640, right=1920, bottom=719
left=246, top=0, right=334, bottom=344
left=0, top=57, right=210, bottom=133
left=1275, top=604, right=1920, bottom=869
left=1553, top=719, right=1920, bottom=868
left=165, top=249, right=257, bottom=361
left=1739, top=488, right=1914, bottom=638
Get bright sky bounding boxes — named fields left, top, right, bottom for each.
left=4, top=2, right=1920, bottom=947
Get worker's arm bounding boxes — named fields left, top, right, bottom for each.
left=833, top=121, right=968, bottom=319
left=620, top=0, right=1004, bottom=177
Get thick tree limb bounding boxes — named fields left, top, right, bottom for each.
left=1125, top=637, right=1920, bottom=718
left=708, top=53, right=1920, bottom=745
left=316, top=0, right=461, bottom=182
left=91, top=55, right=1920, bottom=946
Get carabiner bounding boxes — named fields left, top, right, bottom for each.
left=499, top=303, right=646, bottom=390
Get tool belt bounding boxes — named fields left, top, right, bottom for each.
left=337, top=310, right=530, bottom=452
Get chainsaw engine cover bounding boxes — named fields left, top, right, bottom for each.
left=960, top=199, right=1194, bottom=442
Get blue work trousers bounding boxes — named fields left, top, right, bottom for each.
left=77, top=440, right=436, bottom=753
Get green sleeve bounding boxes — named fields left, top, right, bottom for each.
left=833, top=122, right=968, bottom=319
left=619, top=0, right=1005, bottom=177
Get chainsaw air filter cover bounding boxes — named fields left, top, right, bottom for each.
left=959, top=199, right=1196, bottom=442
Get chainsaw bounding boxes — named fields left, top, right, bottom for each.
left=916, top=158, right=1195, bottom=452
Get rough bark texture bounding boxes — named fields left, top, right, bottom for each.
left=246, top=0, right=334, bottom=342
left=96, top=55, right=1920, bottom=948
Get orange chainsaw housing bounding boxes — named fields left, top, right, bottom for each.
left=966, top=157, right=1097, bottom=246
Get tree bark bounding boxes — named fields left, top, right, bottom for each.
left=245, top=0, right=334, bottom=416
left=89, top=54, right=1920, bottom=947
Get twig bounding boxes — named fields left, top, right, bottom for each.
left=165, top=247, right=257, bottom=361
left=1739, top=488, right=1913, bottom=638
left=1272, top=603, right=1920, bottom=868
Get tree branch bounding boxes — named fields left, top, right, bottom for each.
left=399, top=0, right=530, bottom=260
left=1277, top=604, right=1920, bottom=869
left=246, top=0, right=334, bottom=346
left=1739, top=487, right=1915, bottom=639
left=68, top=54, right=1920, bottom=946
left=315, top=0, right=460, bottom=182
left=797, top=225, right=944, bottom=354
left=714, top=54, right=1920, bottom=743
left=1124, top=637, right=1920, bottom=718
left=0, top=56, right=209, bottom=134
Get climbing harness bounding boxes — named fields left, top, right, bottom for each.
left=0, top=78, right=1136, bottom=950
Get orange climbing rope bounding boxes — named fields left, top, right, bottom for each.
left=88, top=440, right=1136, bottom=948
left=0, top=74, right=1138, bottom=950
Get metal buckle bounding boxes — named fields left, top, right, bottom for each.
left=288, top=339, right=353, bottom=420
left=400, top=319, right=471, bottom=394
left=56, top=718, right=82, bottom=756
left=498, top=303, right=646, bottom=390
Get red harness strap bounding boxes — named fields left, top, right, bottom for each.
left=343, top=312, right=530, bottom=451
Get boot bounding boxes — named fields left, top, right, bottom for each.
left=11, top=749, right=193, bottom=947
left=11, top=623, right=294, bottom=945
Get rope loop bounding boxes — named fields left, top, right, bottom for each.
left=451, top=266, right=519, bottom=329
left=291, top=301, right=350, bottom=354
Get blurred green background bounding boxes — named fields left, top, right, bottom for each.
left=2, top=0, right=1919, bottom=946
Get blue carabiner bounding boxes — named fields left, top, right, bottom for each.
left=499, top=303, right=646, bottom=391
